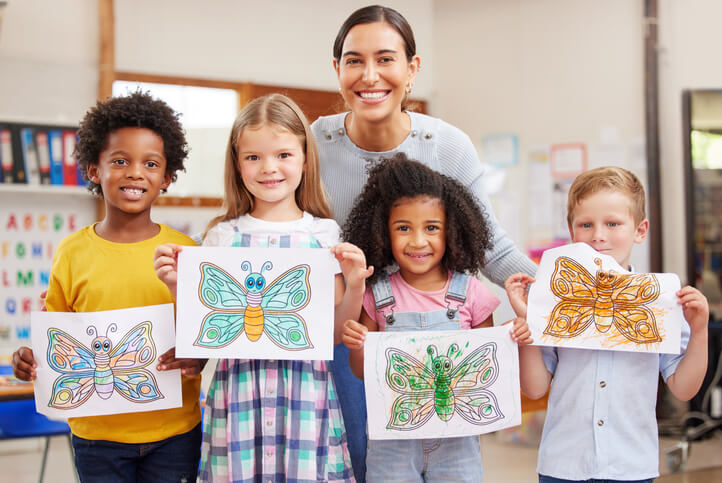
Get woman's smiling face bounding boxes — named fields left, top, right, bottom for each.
left=334, top=21, right=419, bottom=124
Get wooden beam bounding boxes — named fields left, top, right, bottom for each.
left=644, top=0, right=662, bottom=272
left=98, top=0, right=114, bottom=100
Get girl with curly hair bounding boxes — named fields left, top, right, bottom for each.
left=341, top=153, right=531, bottom=482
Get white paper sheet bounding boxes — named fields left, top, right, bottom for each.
left=176, top=247, right=337, bottom=360
left=31, top=304, right=182, bottom=418
left=364, top=325, right=521, bottom=440
left=527, top=243, right=683, bottom=354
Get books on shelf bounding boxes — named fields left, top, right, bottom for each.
left=0, top=122, right=79, bottom=186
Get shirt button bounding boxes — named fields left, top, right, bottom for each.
left=270, top=238, right=277, bottom=245
left=424, top=133, right=432, bottom=139
left=411, top=130, right=418, bottom=137
left=266, top=420, right=273, bottom=426
left=597, top=419, right=604, bottom=426
left=325, top=133, right=332, bottom=140
left=266, top=450, right=273, bottom=458
left=600, top=381, right=606, bottom=388
left=337, top=129, right=345, bottom=136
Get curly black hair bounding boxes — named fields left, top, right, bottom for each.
left=342, top=153, right=494, bottom=284
left=74, top=91, right=189, bottom=197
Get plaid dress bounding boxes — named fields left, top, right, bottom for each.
left=199, top=213, right=355, bottom=482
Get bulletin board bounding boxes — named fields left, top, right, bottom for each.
left=0, top=188, right=96, bottom=362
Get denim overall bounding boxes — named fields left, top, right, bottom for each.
left=366, top=271, right=484, bottom=483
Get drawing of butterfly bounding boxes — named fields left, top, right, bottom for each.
left=195, top=260, right=313, bottom=350
left=384, top=342, right=502, bottom=430
left=47, top=321, right=162, bottom=409
left=546, top=256, right=662, bottom=343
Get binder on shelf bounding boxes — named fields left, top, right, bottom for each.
left=48, top=130, right=64, bottom=185
left=62, top=130, right=77, bottom=186
left=35, top=131, right=52, bottom=185
left=0, top=128, right=13, bottom=183
left=20, top=128, right=39, bottom=184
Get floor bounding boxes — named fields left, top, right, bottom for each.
left=2, top=426, right=722, bottom=482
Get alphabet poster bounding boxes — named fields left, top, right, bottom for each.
left=176, top=247, right=337, bottom=360
left=0, top=192, right=95, bottom=362
left=527, top=243, right=683, bottom=354
left=31, top=303, right=182, bottom=418
left=364, top=325, right=521, bottom=440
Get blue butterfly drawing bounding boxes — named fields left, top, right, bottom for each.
left=47, top=322, right=162, bottom=409
left=195, top=260, right=313, bottom=350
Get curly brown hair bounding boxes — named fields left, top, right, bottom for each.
left=75, top=91, right=189, bottom=197
left=342, top=153, right=493, bottom=284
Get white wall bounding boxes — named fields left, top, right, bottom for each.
left=113, top=0, right=433, bottom=98
left=658, top=0, right=722, bottom=281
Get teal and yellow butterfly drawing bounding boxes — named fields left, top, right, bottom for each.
left=384, top=342, right=502, bottom=430
left=47, top=321, right=162, bottom=409
left=195, top=260, right=313, bottom=350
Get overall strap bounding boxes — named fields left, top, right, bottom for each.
left=371, top=273, right=397, bottom=326
left=444, top=272, right=471, bottom=319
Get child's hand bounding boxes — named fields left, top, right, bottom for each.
left=677, top=285, right=710, bottom=336
left=508, top=317, right=534, bottom=345
left=331, top=243, right=374, bottom=290
left=156, top=347, right=206, bottom=377
left=40, top=290, right=48, bottom=311
left=12, top=346, right=37, bottom=381
left=343, top=319, right=368, bottom=350
left=154, top=243, right=183, bottom=288
left=504, top=273, right=535, bottom=318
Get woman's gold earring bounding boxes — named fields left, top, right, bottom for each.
left=405, top=85, right=412, bottom=95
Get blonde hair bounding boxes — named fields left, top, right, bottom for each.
left=567, top=166, right=646, bottom=226
left=204, top=94, right=332, bottom=237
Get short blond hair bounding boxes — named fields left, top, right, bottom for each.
left=567, top=166, right=646, bottom=227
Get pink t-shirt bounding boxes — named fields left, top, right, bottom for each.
left=362, top=271, right=500, bottom=331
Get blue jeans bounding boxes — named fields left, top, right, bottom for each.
left=539, top=476, right=654, bottom=483
left=331, top=343, right=367, bottom=482
left=367, top=436, right=482, bottom=482
left=72, top=423, right=201, bottom=483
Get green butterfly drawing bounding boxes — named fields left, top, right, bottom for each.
left=195, top=260, right=313, bottom=350
left=384, top=342, right=502, bottom=430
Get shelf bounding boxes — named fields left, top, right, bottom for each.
left=0, top=184, right=91, bottom=196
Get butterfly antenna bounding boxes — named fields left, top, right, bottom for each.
left=427, top=344, right=438, bottom=359
left=241, top=260, right=252, bottom=273
left=86, top=325, right=97, bottom=337
left=447, top=343, right=460, bottom=358
left=261, top=261, right=273, bottom=273
left=106, top=323, right=117, bottom=337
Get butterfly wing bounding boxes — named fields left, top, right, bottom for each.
left=113, top=369, right=163, bottom=403
left=199, top=262, right=248, bottom=310
left=550, top=256, right=598, bottom=302
left=384, top=348, right=436, bottom=430
left=449, top=342, right=504, bottom=425
left=546, top=257, right=597, bottom=338
left=262, top=264, right=311, bottom=313
left=109, top=321, right=156, bottom=370
left=197, top=262, right=248, bottom=347
left=49, top=373, right=96, bottom=409
left=612, top=306, right=662, bottom=343
left=545, top=302, right=595, bottom=338
left=262, top=313, right=312, bottom=350
left=46, top=328, right=96, bottom=408
left=608, top=272, right=662, bottom=343
left=195, top=312, right=246, bottom=348
left=47, top=328, right=96, bottom=373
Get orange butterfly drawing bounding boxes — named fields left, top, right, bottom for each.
left=546, top=256, right=662, bottom=343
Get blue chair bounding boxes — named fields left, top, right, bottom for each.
left=0, top=398, right=76, bottom=483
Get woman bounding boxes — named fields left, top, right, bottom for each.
left=311, top=5, right=537, bottom=482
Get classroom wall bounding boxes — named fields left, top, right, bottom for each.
left=2, top=0, right=722, bottom=281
